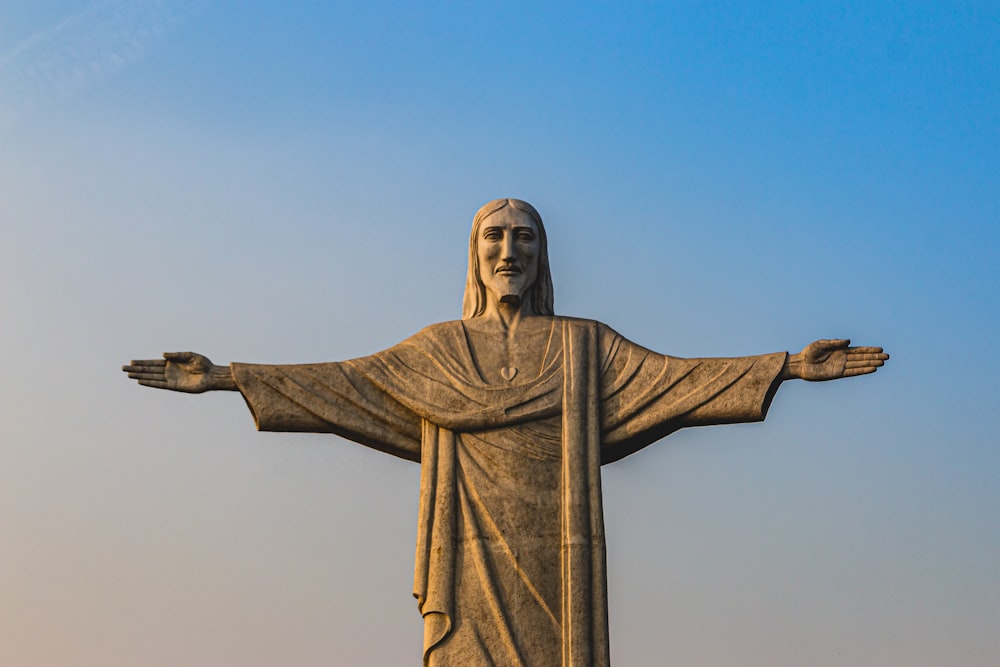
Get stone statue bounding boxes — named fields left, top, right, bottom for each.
left=123, top=198, right=888, bottom=666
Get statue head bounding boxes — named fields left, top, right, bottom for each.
left=462, top=198, right=554, bottom=319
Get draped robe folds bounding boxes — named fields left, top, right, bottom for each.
left=231, top=318, right=786, bottom=666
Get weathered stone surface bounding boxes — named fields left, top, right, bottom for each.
left=124, top=198, right=888, bottom=666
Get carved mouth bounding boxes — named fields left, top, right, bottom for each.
left=496, top=266, right=521, bottom=275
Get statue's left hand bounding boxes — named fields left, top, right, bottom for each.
left=784, top=339, right=889, bottom=381
left=122, top=351, right=237, bottom=392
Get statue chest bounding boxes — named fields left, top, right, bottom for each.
left=462, top=319, right=558, bottom=385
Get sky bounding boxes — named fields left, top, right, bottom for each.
left=1, top=1, right=998, bottom=665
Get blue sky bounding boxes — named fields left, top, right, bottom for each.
left=1, top=2, right=998, bottom=665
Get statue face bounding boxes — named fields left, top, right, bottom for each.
left=476, top=207, right=540, bottom=306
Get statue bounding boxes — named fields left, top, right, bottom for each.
left=123, top=198, right=888, bottom=666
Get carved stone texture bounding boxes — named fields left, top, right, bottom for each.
left=123, top=198, right=887, bottom=666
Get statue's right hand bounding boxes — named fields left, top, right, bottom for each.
left=122, top=352, right=221, bottom=393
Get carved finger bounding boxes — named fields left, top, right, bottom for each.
left=842, top=367, right=876, bottom=377
left=163, top=351, right=191, bottom=360
left=847, top=354, right=889, bottom=364
left=122, top=361, right=164, bottom=373
left=849, top=352, right=889, bottom=361
left=137, top=379, right=169, bottom=388
left=845, top=359, right=884, bottom=369
left=847, top=346, right=885, bottom=355
left=126, top=359, right=166, bottom=368
left=124, top=368, right=159, bottom=377
left=128, top=371, right=167, bottom=381
left=818, top=338, right=850, bottom=347
left=846, top=352, right=888, bottom=361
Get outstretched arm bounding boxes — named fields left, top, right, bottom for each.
left=781, top=339, right=888, bottom=381
left=122, top=352, right=237, bottom=392
left=123, top=352, right=423, bottom=459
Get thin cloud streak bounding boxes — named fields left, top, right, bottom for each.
left=0, top=0, right=200, bottom=124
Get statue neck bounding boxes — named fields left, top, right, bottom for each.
left=479, top=292, right=538, bottom=332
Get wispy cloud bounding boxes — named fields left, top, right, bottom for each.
left=0, top=0, right=201, bottom=124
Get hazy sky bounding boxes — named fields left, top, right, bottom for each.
left=1, top=2, right=998, bottom=666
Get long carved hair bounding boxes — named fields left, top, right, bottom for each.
left=462, top=198, right=555, bottom=319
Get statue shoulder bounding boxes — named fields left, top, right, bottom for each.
left=414, top=319, right=464, bottom=336
left=551, top=316, right=623, bottom=340
left=397, top=320, right=466, bottom=350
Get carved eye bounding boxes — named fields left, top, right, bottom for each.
left=516, top=230, right=536, bottom=241
left=483, top=229, right=502, bottom=241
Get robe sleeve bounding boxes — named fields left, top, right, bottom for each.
left=231, top=359, right=423, bottom=462
left=597, top=325, right=786, bottom=463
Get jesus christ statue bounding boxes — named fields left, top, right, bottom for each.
left=124, top=198, right=888, bottom=666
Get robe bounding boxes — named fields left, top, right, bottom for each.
left=231, top=317, right=786, bottom=666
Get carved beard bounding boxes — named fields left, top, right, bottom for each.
left=499, top=292, right=522, bottom=306
left=483, top=269, right=533, bottom=309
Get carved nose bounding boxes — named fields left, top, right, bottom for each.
left=501, top=235, right=516, bottom=259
